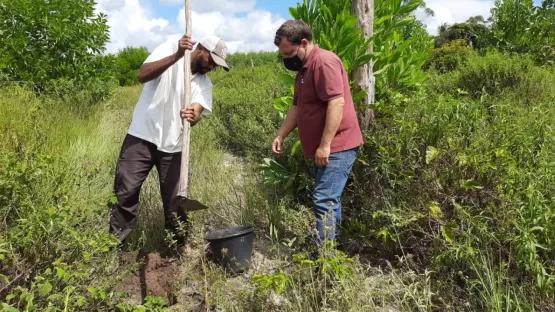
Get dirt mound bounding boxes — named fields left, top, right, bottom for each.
left=116, top=251, right=179, bottom=306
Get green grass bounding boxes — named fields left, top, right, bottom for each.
left=2, top=51, right=554, bottom=311
left=0, top=75, right=434, bottom=311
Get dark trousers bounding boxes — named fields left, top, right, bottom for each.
left=109, top=134, right=187, bottom=244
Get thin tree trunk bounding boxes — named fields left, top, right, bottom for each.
left=352, top=0, right=375, bottom=131
left=351, top=0, right=375, bottom=194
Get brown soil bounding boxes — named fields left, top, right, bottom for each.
left=115, top=250, right=180, bottom=306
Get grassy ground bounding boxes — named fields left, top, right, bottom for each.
left=1, top=83, right=436, bottom=311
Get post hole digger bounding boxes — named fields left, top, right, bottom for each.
left=177, top=0, right=208, bottom=214
left=177, top=0, right=255, bottom=274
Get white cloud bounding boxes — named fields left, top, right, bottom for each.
left=177, top=9, right=227, bottom=41
left=177, top=9, right=285, bottom=53
left=161, top=0, right=255, bottom=13
left=95, top=0, right=179, bottom=54
left=99, top=0, right=496, bottom=56
left=415, top=0, right=495, bottom=35
left=96, top=0, right=283, bottom=55
left=96, top=0, right=499, bottom=56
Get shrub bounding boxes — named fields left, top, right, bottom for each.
left=428, top=51, right=554, bottom=102
left=434, top=22, right=494, bottom=50
left=0, top=150, right=120, bottom=311
left=114, top=47, right=150, bottom=86
left=208, top=62, right=288, bottom=159
left=0, top=86, right=125, bottom=311
left=456, top=51, right=535, bottom=97
left=0, top=0, right=116, bottom=102
left=425, top=39, right=476, bottom=73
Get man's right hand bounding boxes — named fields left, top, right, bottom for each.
left=272, top=136, right=284, bottom=156
left=177, top=34, right=196, bottom=56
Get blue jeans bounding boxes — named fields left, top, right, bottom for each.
left=312, top=146, right=359, bottom=246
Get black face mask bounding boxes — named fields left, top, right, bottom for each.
left=283, top=47, right=305, bottom=71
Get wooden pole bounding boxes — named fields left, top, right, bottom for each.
left=178, top=0, right=192, bottom=198
left=352, top=0, right=375, bottom=131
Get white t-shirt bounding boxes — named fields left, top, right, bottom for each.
left=127, top=38, right=213, bottom=153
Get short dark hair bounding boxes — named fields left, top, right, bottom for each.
left=274, top=20, right=312, bottom=46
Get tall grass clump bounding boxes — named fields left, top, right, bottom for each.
left=0, top=86, right=145, bottom=311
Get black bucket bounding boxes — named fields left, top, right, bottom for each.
left=205, top=225, right=254, bottom=274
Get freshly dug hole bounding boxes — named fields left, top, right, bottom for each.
left=116, top=251, right=180, bottom=306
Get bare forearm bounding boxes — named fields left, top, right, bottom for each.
left=138, top=52, right=181, bottom=83
left=277, top=106, right=298, bottom=138
left=320, top=98, right=344, bottom=147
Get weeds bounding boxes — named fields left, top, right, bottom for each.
left=1, top=47, right=554, bottom=311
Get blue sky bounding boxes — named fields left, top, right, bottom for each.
left=151, top=0, right=300, bottom=21
left=94, top=0, right=545, bottom=54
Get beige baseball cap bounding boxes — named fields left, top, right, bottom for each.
left=200, top=36, right=230, bottom=71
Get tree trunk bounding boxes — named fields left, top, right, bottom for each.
left=351, top=0, right=375, bottom=195
left=352, top=0, right=375, bottom=131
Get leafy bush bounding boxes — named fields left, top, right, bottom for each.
left=0, top=86, right=133, bottom=311
left=208, top=60, right=288, bottom=160
left=0, top=150, right=120, bottom=311
left=434, top=22, right=494, bottom=50
left=457, top=52, right=535, bottom=97
left=425, top=39, right=476, bottom=73
left=428, top=51, right=552, bottom=101
left=113, top=47, right=150, bottom=86
left=373, top=0, right=434, bottom=103
left=0, top=0, right=116, bottom=102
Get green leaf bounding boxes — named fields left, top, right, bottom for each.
left=428, top=201, right=443, bottom=219
left=109, top=194, right=117, bottom=205
left=352, top=89, right=367, bottom=103
left=0, top=274, right=9, bottom=284
left=278, top=73, right=295, bottom=86
left=399, top=0, right=423, bottom=15
left=441, top=222, right=458, bottom=244
left=55, top=267, right=65, bottom=279
left=291, top=140, right=302, bottom=156
left=47, top=293, right=63, bottom=301
left=1, top=303, right=19, bottom=312
left=38, top=282, right=52, bottom=296
left=426, top=146, right=439, bottom=164
left=461, top=179, right=483, bottom=190
left=375, top=15, right=393, bottom=25
left=353, top=53, right=373, bottom=69
left=76, top=296, right=87, bottom=307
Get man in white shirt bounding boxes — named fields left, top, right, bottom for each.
left=109, top=34, right=229, bottom=248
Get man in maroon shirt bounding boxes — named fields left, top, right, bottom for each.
left=272, top=20, right=363, bottom=247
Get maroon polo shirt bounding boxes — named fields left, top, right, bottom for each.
left=293, top=46, right=364, bottom=159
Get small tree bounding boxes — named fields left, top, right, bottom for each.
left=0, top=0, right=114, bottom=99
left=434, top=23, right=494, bottom=49
left=490, top=0, right=555, bottom=64
left=114, top=46, right=150, bottom=86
